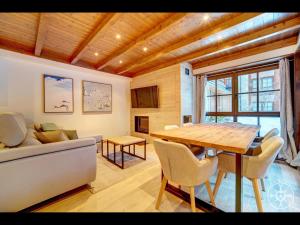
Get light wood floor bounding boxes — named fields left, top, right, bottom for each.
left=33, top=144, right=199, bottom=212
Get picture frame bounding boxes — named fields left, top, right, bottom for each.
left=43, top=74, right=74, bottom=113
left=82, top=80, right=112, bottom=113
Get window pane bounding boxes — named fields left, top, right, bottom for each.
left=205, top=116, right=216, bottom=123
left=206, top=96, right=216, bottom=112
left=206, top=80, right=216, bottom=96
left=217, top=77, right=232, bottom=95
left=237, top=116, right=258, bottom=125
left=238, top=93, right=257, bottom=112
left=238, top=73, right=257, bottom=93
left=259, top=91, right=280, bottom=112
left=259, top=69, right=280, bottom=91
left=217, top=116, right=234, bottom=123
left=217, top=95, right=232, bottom=112
left=260, top=117, right=281, bottom=136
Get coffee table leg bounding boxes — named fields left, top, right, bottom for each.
left=144, top=140, right=146, bottom=160
left=121, top=145, right=124, bottom=169
left=113, top=143, right=116, bottom=163
left=106, top=141, right=109, bottom=158
left=133, top=144, right=135, bottom=154
left=101, top=140, right=104, bottom=156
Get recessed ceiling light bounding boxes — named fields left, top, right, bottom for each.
left=143, top=47, right=148, bottom=52
left=119, top=60, right=123, bottom=64
left=203, top=14, right=209, bottom=21
left=116, top=34, right=121, bottom=39
left=94, top=52, right=99, bottom=56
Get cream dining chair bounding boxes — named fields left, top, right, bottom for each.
left=153, top=139, right=218, bottom=212
left=212, top=136, right=284, bottom=212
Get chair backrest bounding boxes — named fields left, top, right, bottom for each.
left=164, top=125, right=179, bottom=130
left=262, top=128, right=279, bottom=143
left=153, top=139, right=217, bottom=186
left=244, top=136, right=284, bottom=179
left=183, top=122, right=193, bottom=127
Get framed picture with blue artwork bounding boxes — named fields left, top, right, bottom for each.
left=82, top=80, right=112, bottom=113
left=43, top=74, right=74, bottom=113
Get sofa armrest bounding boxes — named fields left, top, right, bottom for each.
left=0, top=138, right=96, bottom=163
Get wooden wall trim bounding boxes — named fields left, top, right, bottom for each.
left=192, top=36, right=298, bottom=69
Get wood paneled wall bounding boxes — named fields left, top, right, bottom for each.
left=130, top=64, right=182, bottom=142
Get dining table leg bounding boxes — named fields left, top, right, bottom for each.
left=235, top=153, right=243, bottom=212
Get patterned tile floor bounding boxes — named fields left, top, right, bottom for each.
left=196, top=162, right=300, bottom=212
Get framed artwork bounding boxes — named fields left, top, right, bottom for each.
left=43, top=74, right=74, bottom=113
left=82, top=80, right=112, bottom=113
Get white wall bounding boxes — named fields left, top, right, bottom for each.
left=0, top=49, right=131, bottom=138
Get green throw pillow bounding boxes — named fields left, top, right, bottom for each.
left=63, top=130, right=78, bottom=140
left=41, top=123, right=58, bottom=131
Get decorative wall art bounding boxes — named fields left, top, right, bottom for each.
left=82, top=81, right=112, bottom=113
left=43, top=74, right=74, bottom=113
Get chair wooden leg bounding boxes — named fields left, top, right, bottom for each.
left=205, top=181, right=216, bottom=206
left=155, top=176, right=168, bottom=210
left=260, top=178, right=266, bottom=192
left=252, top=178, right=263, bottom=212
left=213, top=170, right=225, bottom=197
left=190, top=186, right=196, bottom=212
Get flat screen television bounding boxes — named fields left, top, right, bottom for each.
left=131, top=85, right=159, bottom=108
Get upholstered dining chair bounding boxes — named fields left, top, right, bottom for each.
left=153, top=139, right=218, bottom=212
left=164, top=124, right=179, bottom=130
left=213, top=136, right=284, bottom=212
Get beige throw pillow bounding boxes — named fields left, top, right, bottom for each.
left=34, top=130, right=69, bottom=144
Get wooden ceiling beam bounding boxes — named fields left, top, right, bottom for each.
left=192, top=36, right=298, bottom=69
left=132, top=16, right=300, bottom=76
left=35, top=13, right=49, bottom=56
left=70, top=13, right=120, bottom=64
left=116, top=13, right=261, bottom=74
left=96, top=13, right=187, bottom=70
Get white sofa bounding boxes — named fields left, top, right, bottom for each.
left=0, top=113, right=97, bottom=212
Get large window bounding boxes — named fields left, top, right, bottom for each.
left=205, top=65, right=280, bottom=136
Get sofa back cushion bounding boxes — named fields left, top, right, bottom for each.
left=34, top=130, right=69, bottom=144
left=41, top=123, right=58, bottom=132
left=0, top=112, right=27, bottom=147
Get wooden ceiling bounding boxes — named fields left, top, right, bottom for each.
left=0, top=13, right=299, bottom=77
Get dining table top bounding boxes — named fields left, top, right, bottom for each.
left=150, top=123, right=260, bottom=154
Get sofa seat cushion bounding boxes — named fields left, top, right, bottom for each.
left=34, top=130, right=69, bottom=144
left=0, top=112, right=27, bottom=147
left=0, top=138, right=96, bottom=163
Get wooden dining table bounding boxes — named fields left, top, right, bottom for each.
left=150, top=122, right=260, bottom=212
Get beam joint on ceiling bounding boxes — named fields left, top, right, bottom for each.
left=132, top=15, right=300, bottom=76
left=35, top=13, right=49, bottom=56
left=96, top=13, right=187, bottom=70
left=116, top=13, right=262, bottom=74
left=70, top=13, right=120, bottom=65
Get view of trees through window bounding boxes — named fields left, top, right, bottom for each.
left=205, top=65, right=280, bottom=136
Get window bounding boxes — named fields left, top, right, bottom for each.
left=205, top=65, right=280, bottom=135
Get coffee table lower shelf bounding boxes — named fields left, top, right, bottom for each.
left=101, top=138, right=146, bottom=169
